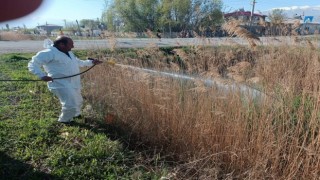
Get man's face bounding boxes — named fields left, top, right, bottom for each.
left=59, top=39, right=74, bottom=52
left=65, top=39, right=74, bottom=51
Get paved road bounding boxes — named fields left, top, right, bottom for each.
left=0, top=38, right=222, bottom=54
left=0, top=37, right=307, bottom=54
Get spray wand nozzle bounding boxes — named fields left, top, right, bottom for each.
left=87, top=57, right=116, bottom=66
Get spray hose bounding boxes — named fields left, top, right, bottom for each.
left=0, top=60, right=100, bottom=82
left=0, top=59, right=116, bottom=82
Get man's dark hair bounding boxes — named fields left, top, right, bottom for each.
left=53, top=36, right=70, bottom=47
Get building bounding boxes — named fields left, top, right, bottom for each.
left=222, top=9, right=268, bottom=36
left=36, top=24, right=63, bottom=36
left=224, top=9, right=267, bottom=26
left=223, top=9, right=320, bottom=36
left=282, top=15, right=320, bottom=35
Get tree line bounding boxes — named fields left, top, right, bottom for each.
left=101, top=0, right=224, bottom=36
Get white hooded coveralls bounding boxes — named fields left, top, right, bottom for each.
left=28, top=46, right=93, bottom=122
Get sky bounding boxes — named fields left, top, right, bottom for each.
left=0, top=0, right=106, bottom=29
left=222, top=0, right=320, bottom=13
left=1, top=0, right=320, bottom=29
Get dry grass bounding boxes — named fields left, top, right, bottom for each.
left=81, top=31, right=320, bottom=178
left=0, top=31, right=37, bottom=41
left=100, top=30, right=138, bottom=38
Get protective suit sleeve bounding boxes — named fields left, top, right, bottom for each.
left=28, top=51, right=53, bottom=78
left=75, top=56, right=94, bottom=67
left=77, top=58, right=94, bottom=67
left=67, top=52, right=93, bottom=67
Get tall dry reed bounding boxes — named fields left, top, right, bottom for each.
left=222, top=19, right=260, bottom=48
left=83, top=37, right=320, bottom=179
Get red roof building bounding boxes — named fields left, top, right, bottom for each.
left=224, top=9, right=267, bottom=25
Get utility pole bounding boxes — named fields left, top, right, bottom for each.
left=249, top=0, right=257, bottom=31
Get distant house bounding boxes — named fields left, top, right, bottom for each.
left=301, top=23, right=320, bottom=35
left=36, top=24, right=63, bottom=35
left=224, top=9, right=267, bottom=25
left=223, top=9, right=268, bottom=36
left=283, top=15, right=320, bottom=35
left=12, top=26, right=21, bottom=31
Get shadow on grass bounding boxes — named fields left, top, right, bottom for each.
left=70, top=120, right=132, bottom=145
left=0, top=151, right=57, bottom=180
left=70, top=119, right=172, bottom=159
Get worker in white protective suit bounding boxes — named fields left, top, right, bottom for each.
left=28, top=36, right=102, bottom=124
